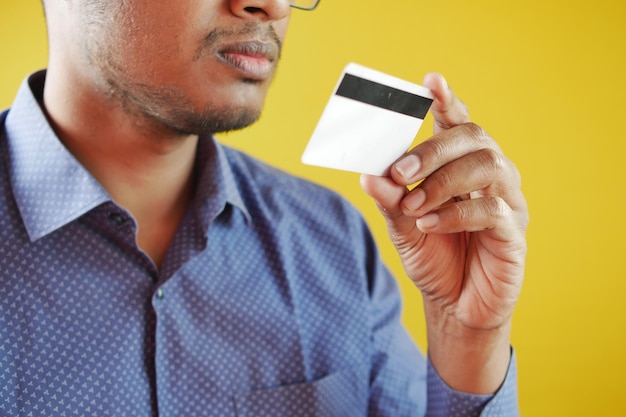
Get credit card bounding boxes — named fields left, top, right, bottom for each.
left=302, top=63, right=433, bottom=175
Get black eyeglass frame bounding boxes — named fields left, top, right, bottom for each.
left=290, top=0, right=320, bottom=11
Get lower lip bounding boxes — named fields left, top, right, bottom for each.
left=220, top=53, right=275, bottom=80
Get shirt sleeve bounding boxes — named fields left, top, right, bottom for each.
left=353, top=208, right=519, bottom=416
left=362, top=220, right=519, bottom=416
left=426, top=349, right=519, bottom=417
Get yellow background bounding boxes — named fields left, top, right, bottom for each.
left=2, top=1, right=625, bottom=416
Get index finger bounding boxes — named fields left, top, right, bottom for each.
left=422, top=72, right=470, bottom=133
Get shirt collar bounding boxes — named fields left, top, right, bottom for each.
left=5, top=70, right=250, bottom=242
left=5, top=71, right=111, bottom=241
left=193, top=135, right=252, bottom=229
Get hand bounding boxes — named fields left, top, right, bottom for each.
left=360, top=73, right=528, bottom=393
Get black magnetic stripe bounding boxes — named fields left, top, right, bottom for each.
left=335, top=73, right=433, bottom=119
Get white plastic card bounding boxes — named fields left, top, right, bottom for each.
left=301, top=63, right=434, bottom=176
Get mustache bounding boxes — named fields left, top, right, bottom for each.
left=197, top=23, right=283, bottom=61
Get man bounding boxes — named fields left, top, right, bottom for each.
left=0, top=0, right=528, bottom=416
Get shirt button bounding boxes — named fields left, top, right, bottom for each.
left=156, top=288, right=165, bottom=299
left=109, top=213, right=126, bottom=226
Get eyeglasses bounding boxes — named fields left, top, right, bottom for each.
left=290, top=0, right=320, bottom=10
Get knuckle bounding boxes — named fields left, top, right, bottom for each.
left=453, top=201, right=472, bottom=223
left=432, top=168, right=455, bottom=191
left=478, top=147, right=506, bottom=177
left=511, top=162, right=523, bottom=188
left=483, top=196, right=510, bottom=223
left=520, top=210, right=530, bottom=231
left=455, top=97, right=470, bottom=116
left=462, top=122, right=488, bottom=141
left=422, top=138, right=450, bottom=164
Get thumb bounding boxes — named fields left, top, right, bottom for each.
left=422, top=72, right=470, bottom=133
left=360, top=174, right=422, bottom=248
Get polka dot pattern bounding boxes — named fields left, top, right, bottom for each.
left=426, top=351, right=519, bottom=417
left=0, top=71, right=519, bottom=416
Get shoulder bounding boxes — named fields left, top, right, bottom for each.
left=221, top=145, right=377, bottom=260
left=224, top=146, right=362, bottom=223
left=224, top=146, right=335, bottom=194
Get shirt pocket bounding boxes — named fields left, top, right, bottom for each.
left=234, top=365, right=369, bottom=417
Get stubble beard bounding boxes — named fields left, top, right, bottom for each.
left=110, top=79, right=265, bottom=138
left=85, top=17, right=281, bottom=138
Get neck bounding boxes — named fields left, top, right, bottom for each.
left=42, top=67, right=199, bottom=268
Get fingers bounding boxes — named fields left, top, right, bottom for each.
left=400, top=145, right=522, bottom=219
left=414, top=196, right=518, bottom=237
left=392, top=124, right=527, bottom=235
left=389, top=123, right=526, bottom=237
left=364, top=73, right=528, bottom=239
left=360, top=174, right=425, bottom=251
left=359, top=174, right=406, bottom=219
left=392, top=122, right=499, bottom=185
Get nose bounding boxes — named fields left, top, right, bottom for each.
left=229, top=0, right=291, bottom=22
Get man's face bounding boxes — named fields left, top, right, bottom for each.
left=78, top=0, right=291, bottom=136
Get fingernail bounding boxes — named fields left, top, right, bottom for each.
left=404, top=188, right=426, bottom=211
left=417, top=213, right=439, bottom=229
left=394, top=154, right=420, bottom=179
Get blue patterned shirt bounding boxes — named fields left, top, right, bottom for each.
left=0, top=71, right=518, bottom=416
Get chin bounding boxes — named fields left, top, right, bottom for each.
left=166, top=104, right=262, bottom=136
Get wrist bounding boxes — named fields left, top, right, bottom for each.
left=424, top=301, right=513, bottom=394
